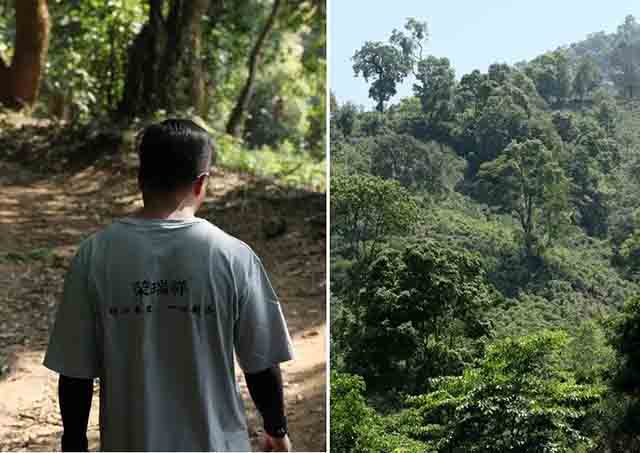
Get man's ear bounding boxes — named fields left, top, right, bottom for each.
left=193, top=174, right=207, bottom=197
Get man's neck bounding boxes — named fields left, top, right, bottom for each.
left=134, top=205, right=197, bottom=220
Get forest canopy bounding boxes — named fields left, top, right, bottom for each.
left=331, top=14, right=640, bottom=452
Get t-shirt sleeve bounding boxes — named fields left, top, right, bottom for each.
left=43, top=242, right=100, bottom=379
left=234, top=249, right=295, bottom=374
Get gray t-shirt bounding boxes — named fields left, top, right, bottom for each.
left=44, top=216, right=294, bottom=452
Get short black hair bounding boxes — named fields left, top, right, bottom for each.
left=137, top=118, right=214, bottom=194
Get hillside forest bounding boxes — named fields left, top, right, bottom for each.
left=331, top=14, right=640, bottom=452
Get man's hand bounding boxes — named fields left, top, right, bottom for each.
left=262, top=432, right=291, bottom=452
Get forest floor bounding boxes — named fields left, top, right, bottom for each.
left=0, top=121, right=326, bottom=452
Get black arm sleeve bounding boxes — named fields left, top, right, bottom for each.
left=244, top=365, right=288, bottom=437
left=59, top=375, right=93, bottom=452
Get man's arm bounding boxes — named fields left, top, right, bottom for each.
left=58, top=375, right=93, bottom=452
left=244, top=365, right=291, bottom=451
left=244, top=365, right=287, bottom=436
left=234, top=249, right=294, bottom=450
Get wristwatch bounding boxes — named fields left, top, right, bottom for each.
left=266, top=425, right=288, bottom=438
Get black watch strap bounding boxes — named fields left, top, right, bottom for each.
left=266, top=425, right=288, bottom=438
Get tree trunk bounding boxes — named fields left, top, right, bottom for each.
left=159, top=0, right=209, bottom=113
left=117, top=0, right=161, bottom=116
left=119, top=0, right=209, bottom=117
left=226, top=0, right=281, bottom=137
left=0, top=0, right=50, bottom=109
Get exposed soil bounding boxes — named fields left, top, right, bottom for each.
left=0, top=126, right=326, bottom=452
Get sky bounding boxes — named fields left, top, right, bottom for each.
left=330, top=1, right=640, bottom=109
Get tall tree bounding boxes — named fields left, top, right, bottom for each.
left=479, top=138, right=569, bottom=258
left=353, top=18, right=427, bottom=113
left=573, top=57, right=602, bottom=102
left=611, top=43, right=640, bottom=99
left=565, top=117, right=619, bottom=237
left=0, top=0, right=50, bottom=109
left=413, top=55, right=456, bottom=142
left=467, top=87, right=529, bottom=172
left=609, top=15, right=640, bottom=98
left=389, top=17, right=428, bottom=67
left=331, top=173, right=418, bottom=262
left=119, top=0, right=211, bottom=117
left=338, top=242, right=495, bottom=393
left=526, top=51, right=572, bottom=107
left=352, top=41, right=410, bottom=112
left=332, top=101, right=359, bottom=137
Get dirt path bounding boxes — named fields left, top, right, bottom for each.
left=0, top=156, right=326, bottom=452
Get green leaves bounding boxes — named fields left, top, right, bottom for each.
left=44, top=0, right=146, bottom=116
left=330, top=372, right=375, bottom=453
left=413, top=56, right=456, bottom=133
left=215, top=134, right=325, bottom=191
left=331, top=174, right=419, bottom=261
left=368, top=133, right=462, bottom=195
left=525, top=50, right=573, bottom=107
left=330, top=15, right=640, bottom=453
left=402, top=332, right=604, bottom=452
left=611, top=296, right=640, bottom=394
left=390, top=18, right=429, bottom=64
left=610, top=16, right=640, bottom=99
left=353, top=41, right=411, bottom=112
left=336, top=241, right=495, bottom=394
left=573, top=57, right=603, bottom=101
left=331, top=371, right=431, bottom=453
left=352, top=18, right=428, bottom=112
left=479, top=138, right=570, bottom=257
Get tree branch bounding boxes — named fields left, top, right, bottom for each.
left=226, top=0, right=282, bottom=137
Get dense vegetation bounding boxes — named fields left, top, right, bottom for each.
left=331, top=15, right=640, bottom=452
left=0, top=0, right=325, bottom=189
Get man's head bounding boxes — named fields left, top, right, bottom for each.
left=137, top=118, right=214, bottom=211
